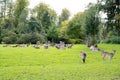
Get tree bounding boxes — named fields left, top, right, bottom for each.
left=17, top=8, right=29, bottom=33
left=59, top=8, right=70, bottom=27
left=0, top=0, right=14, bottom=43
left=14, top=0, right=29, bottom=28
left=99, top=0, right=120, bottom=35
left=47, top=25, right=59, bottom=42
left=28, top=16, right=41, bottom=33
left=34, top=3, right=57, bottom=34
left=83, top=4, right=100, bottom=45
left=59, top=20, right=69, bottom=38
left=67, top=12, right=84, bottom=39
left=98, top=0, right=120, bottom=43
left=0, top=0, right=7, bottom=18
left=7, top=0, right=14, bottom=18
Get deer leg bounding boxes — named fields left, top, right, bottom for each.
left=102, top=55, right=105, bottom=62
left=82, top=58, right=86, bottom=63
left=109, top=57, right=112, bottom=63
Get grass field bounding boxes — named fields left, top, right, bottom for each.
left=0, top=44, right=120, bottom=80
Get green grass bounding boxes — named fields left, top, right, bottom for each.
left=0, top=44, right=120, bottom=80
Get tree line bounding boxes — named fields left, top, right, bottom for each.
left=0, top=0, right=120, bottom=44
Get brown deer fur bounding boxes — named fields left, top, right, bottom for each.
left=80, top=51, right=87, bottom=63
left=101, top=50, right=116, bottom=61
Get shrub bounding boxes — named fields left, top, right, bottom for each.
left=2, top=31, right=17, bottom=44
left=102, top=36, right=120, bottom=44
left=30, top=33, right=45, bottom=44
left=16, top=34, right=31, bottom=44
left=68, top=39, right=82, bottom=44
left=17, top=33, right=45, bottom=44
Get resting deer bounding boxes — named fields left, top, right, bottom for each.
left=101, top=50, right=116, bottom=62
left=80, top=51, right=87, bottom=63
left=33, top=45, right=40, bottom=49
left=43, top=44, right=49, bottom=49
left=67, top=44, right=73, bottom=48
left=90, top=45, right=100, bottom=52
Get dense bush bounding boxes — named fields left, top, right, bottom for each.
left=2, top=31, right=18, bottom=44
left=68, top=39, right=82, bottom=44
left=102, top=36, right=120, bottom=44
left=29, top=33, right=45, bottom=44
left=16, top=34, right=31, bottom=44
left=17, top=33, right=46, bottom=44
left=1, top=29, right=46, bottom=44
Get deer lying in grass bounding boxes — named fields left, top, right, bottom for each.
left=101, top=50, right=116, bottom=62
left=43, top=44, right=49, bottom=49
left=33, top=45, right=40, bottom=49
left=80, top=51, right=87, bottom=63
left=90, top=45, right=100, bottom=52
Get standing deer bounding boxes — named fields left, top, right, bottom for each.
left=80, top=51, right=87, bottom=63
left=101, top=50, right=116, bottom=62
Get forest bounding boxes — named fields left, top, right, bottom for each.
left=0, top=0, right=120, bottom=45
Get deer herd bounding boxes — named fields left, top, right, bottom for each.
left=33, top=41, right=73, bottom=49
left=2, top=41, right=117, bottom=63
left=80, top=44, right=117, bottom=63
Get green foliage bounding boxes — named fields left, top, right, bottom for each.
left=67, top=12, right=84, bottom=39
left=1, top=29, right=45, bottom=44
left=7, top=1, right=14, bottom=18
left=68, top=39, right=82, bottom=44
left=59, top=20, right=69, bottom=39
left=84, top=4, right=100, bottom=35
left=102, top=35, right=120, bottom=44
left=59, top=8, right=70, bottom=26
left=99, top=24, right=107, bottom=41
left=47, top=25, right=59, bottom=42
left=16, top=34, right=31, bottom=44
left=0, top=44, right=120, bottom=80
left=16, top=33, right=45, bottom=44
left=17, top=22, right=29, bottom=34
left=83, top=4, right=100, bottom=45
left=100, top=0, right=115, bottom=28
left=2, top=31, right=17, bottom=44
left=16, top=6, right=29, bottom=34
left=30, top=33, right=45, bottom=44
left=14, top=0, right=29, bottom=27
left=1, top=0, right=119, bottom=44
left=28, top=16, right=41, bottom=33
left=2, top=18, right=15, bottom=30
left=18, top=8, right=28, bottom=22
left=34, top=3, right=49, bottom=21
left=34, top=3, right=57, bottom=34
left=99, top=0, right=120, bottom=36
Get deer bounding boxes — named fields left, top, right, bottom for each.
left=90, top=45, right=101, bottom=52
left=67, top=44, right=73, bottom=48
left=80, top=51, right=87, bottom=63
left=43, top=44, right=49, bottom=49
left=33, top=45, right=40, bottom=49
left=101, top=50, right=116, bottom=62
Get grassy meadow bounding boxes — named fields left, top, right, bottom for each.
left=0, top=44, right=120, bottom=80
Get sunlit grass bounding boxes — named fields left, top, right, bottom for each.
left=0, top=44, right=120, bottom=80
